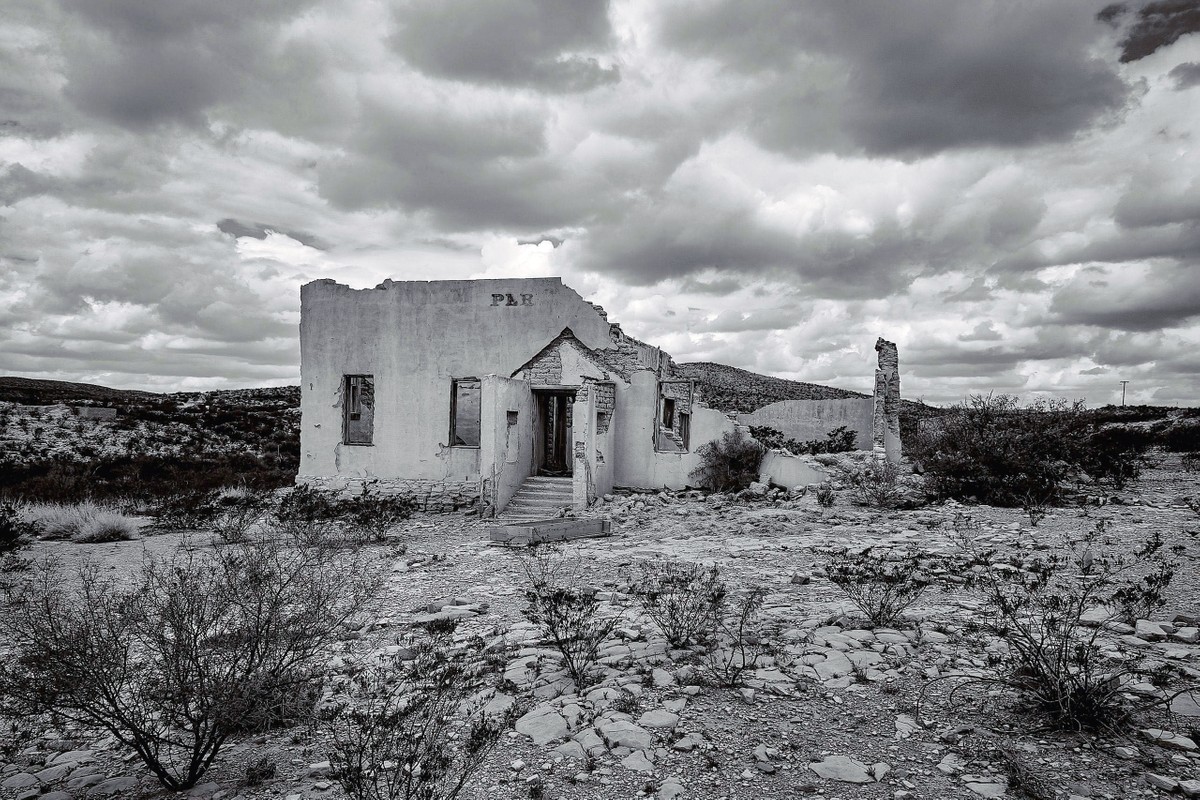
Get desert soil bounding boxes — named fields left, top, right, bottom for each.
left=2, top=454, right=1200, bottom=800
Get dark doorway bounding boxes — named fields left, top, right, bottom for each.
left=535, top=391, right=575, bottom=475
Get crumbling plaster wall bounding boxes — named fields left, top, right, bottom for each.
left=298, top=277, right=615, bottom=488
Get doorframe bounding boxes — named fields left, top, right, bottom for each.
left=531, top=386, right=577, bottom=477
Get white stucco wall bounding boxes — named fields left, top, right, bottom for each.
left=480, top=375, right=534, bottom=513
left=740, top=397, right=874, bottom=451
left=299, top=278, right=614, bottom=483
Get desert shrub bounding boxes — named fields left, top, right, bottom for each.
left=273, top=484, right=342, bottom=543
left=329, top=627, right=509, bottom=800
left=630, top=558, right=727, bottom=647
left=1159, top=419, right=1200, bottom=452
left=909, top=394, right=1096, bottom=506
left=340, top=487, right=416, bottom=545
left=848, top=458, right=903, bottom=508
left=0, top=533, right=382, bottom=790
left=520, top=549, right=623, bottom=690
left=209, top=489, right=273, bottom=545
left=815, top=484, right=836, bottom=507
left=934, top=515, right=1189, bottom=731
left=0, top=500, right=37, bottom=556
left=703, top=587, right=771, bottom=687
left=153, top=489, right=222, bottom=530
left=690, top=429, right=765, bottom=492
left=824, top=548, right=933, bottom=628
left=1183, top=452, right=1200, bottom=472
left=20, top=501, right=139, bottom=542
left=1080, top=427, right=1150, bottom=490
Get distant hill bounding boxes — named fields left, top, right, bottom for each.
left=0, top=376, right=157, bottom=405
left=677, top=362, right=867, bottom=413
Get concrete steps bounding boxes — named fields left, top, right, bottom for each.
left=501, top=476, right=574, bottom=521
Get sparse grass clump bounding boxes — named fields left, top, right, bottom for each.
left=824, top=547, right=933, bottom=628
left=20, top=500, right=139, bottom=542
left=630, top=558, right=727, bottom=647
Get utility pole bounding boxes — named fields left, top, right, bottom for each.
left=1120, top=380, right=1129, bottom=406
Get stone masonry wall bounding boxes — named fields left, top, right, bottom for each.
left=297, top=475, right=479, bottom=512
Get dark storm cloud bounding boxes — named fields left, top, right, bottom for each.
left=660, top=0, right=1129, bottom=157
left=1103, top=0, right=1200, bottom=62
left=1051, top=262, right=1200, bottom=330
left=317, top=95, right=607, bottom=230
left=56, top=0, right=317, bottom=128
left=389, top=0, right=619, bottom=93
left=1170, top=62, right=1200, bottom=88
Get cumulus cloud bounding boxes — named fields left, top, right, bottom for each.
left=659, top=0, right=1130, bottom=157
left=0, top=0, right=1198, bottom=404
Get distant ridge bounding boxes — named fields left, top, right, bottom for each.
left=677, top=362, right=866, bottom=414
left=0, top=376, right=157, bottom=405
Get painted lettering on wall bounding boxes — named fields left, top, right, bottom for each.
left=490, top=293, right=535, bottom=307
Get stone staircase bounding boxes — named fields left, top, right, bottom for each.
left=500, top=475, right=574, bottom=521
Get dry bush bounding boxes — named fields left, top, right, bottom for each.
left=848, top=458, right=903, bottom=508
left=702, top=587, right=771, bottom=687
left=0, top=532, right=382, bottom=790
left=0, top=501, right=36, bottom=557
left=824, top=548, right=933, bottom=628
left=520, top=548, right=623, bottom=690
left=923, top=515, right=1194, bottom=732
left=630, top=558, right=727, bottom=647
left=20, top=500, right=139, bottom=542
left=329, top=626, right=510, bottom=800
left=689, top=429, right=766, bottom=492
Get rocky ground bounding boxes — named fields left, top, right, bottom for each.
left=2, top=454, right=1199, bottom=800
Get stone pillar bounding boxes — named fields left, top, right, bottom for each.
left=872, top=338, right=902, bottom=462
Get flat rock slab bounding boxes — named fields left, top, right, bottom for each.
left=809, top=755, right=874, bottom=783
left=515, top=705, right=570, bottom=745
left=489, top=518, right=611, bottom=547
left=1141, top=728, right=1197, bottom=751
left=599, top=719, right=653, bottom=751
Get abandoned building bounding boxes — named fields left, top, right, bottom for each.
left=297, top=278, right=901, bottom=517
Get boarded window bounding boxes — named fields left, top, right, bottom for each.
left=343, top=375, right=374, bottom=445
left=450, top=378, right=481, bottom=447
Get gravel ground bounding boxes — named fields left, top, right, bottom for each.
left=2, top=453, right=1199, bottom=800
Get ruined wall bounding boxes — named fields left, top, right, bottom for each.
left=873, top=338, right=902, bottom=461
left=740, top=397, right=873, bottom=451
left=299, top=277, right=615, bottom=484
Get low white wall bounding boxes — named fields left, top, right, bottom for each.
left=741, top=397, right=873, bottom=451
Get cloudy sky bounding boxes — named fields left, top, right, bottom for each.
left=1, top=0, right=1198, bottom=405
